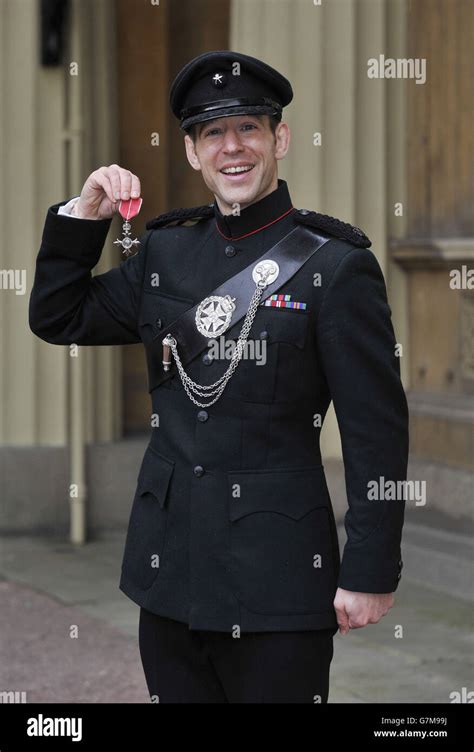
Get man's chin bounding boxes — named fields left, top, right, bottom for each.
left=215, top=181, right=259, bottom=211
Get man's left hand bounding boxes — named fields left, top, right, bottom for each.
left=333, top=588, right=394, bottom=636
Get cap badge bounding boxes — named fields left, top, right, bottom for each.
left=212, top=72, right=226, bottom=88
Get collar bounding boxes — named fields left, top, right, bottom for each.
left=213, top=179, right=294, bottom=241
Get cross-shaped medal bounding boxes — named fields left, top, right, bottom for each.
left=114, top=197, right=143, bottom=256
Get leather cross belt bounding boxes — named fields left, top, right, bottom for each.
left=151, top=224, right=331, bottom=387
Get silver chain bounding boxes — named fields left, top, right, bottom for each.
left=163, top=281, right=268, bottom=407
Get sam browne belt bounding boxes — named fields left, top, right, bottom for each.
left=158, top=224, right=331, bottom=406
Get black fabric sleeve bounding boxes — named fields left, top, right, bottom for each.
left=29, top=202, right=151, bottom=345
left=316, top=246, right=409, bottom=593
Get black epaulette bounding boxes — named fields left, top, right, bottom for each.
left=294, top=208, right=371, bottom=248
left=146, top=204, right=214, bottom=230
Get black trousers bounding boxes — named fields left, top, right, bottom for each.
left=138, top=607, right=336, bottom=703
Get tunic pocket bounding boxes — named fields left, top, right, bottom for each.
left=227, top=465, right=339, bottom=614
left=223, top=306, right=311, bottom=403
left=121, top=444, right=175, bottom=591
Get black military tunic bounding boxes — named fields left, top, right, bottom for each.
left=29, top=178, right=408, bottom=633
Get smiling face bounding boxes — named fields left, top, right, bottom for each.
left=184, top=114, right=290, bottom=215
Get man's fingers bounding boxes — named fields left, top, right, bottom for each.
left=117, top=167, right=140, bottom=200
left=333, top=589, right=395, bottom=634
left=118, top=168, right=132, bottom=199
left=334, top=604, right=350, bottom=635
left=92, top=165, right=141, bottom=203
left=130, top=174, right=141, bottom=198
left=92, top=170, right=116, bottom=204
left=106, top=165, right=122, bottom=201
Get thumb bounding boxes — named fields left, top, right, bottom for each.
left=334, top=603, right=350, bottom=636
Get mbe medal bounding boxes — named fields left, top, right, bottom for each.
left=114, top=197, right=143, bottom=257
left=195, top=294, right=236, bottom=337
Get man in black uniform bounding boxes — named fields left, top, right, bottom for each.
left=29, top=51, right=409, bottom=703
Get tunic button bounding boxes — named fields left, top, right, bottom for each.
left=197, top=410, right=208, bottom=422
left=225, top=245, right=236, bottom=257
left=202, top=353, right=213, bottom=365
left=193, top=465, right=205, bottom=477
left=260, top=330, right=268, bottom=339
left=153, top=318, right=162, bottom=330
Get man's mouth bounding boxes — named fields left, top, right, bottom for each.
left=220, top=164, right=255, bottom=176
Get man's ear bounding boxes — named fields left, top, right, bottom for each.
left=274, top=122, right=290, bottom=161
left=184, top=134, right=202, bottom=172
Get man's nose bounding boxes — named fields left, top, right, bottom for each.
left=222, top=130, right=243, bottom=152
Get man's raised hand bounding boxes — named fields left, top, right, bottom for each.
left=73, top=164, right=141, bottom=220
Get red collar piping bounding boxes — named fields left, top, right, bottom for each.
left=215, top=206, right=295, bottom=242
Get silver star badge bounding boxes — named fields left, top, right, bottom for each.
left=195, top=294, right=236, bottom=337
left=212, top=73, right=224, bottom=87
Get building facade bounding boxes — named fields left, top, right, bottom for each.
left=0, top=0, right=472, bottom=536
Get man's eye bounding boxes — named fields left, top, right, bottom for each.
left=241, top=124, right=256, bottom=131
left=205, top=129, right=221, bottom=137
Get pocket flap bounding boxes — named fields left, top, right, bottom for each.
left=227, top=306, right=310, bottom=350
left=227, top=465, right=329, bottom=521
left=136, top=444, right=175, bottom=509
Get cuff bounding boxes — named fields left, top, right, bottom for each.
left=41, top=201, right=113, bottom=257
left=57, top=196, right=81, bottom=217
left=338, top=546, right=404, bottom=594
